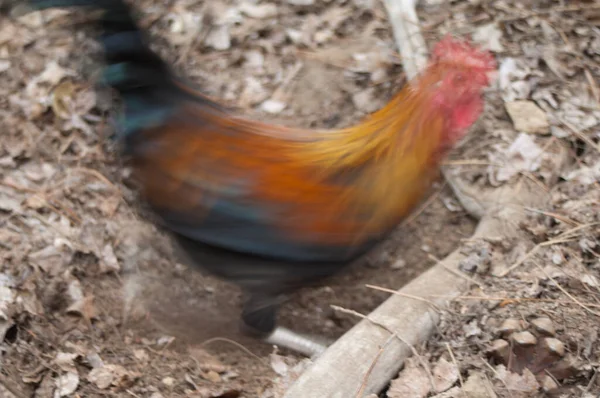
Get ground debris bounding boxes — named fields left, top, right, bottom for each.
left=2, top=0, right=598, bottom=397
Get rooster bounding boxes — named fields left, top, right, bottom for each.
left=14, top=0, right=496, bottom=356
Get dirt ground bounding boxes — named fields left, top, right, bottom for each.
left=1, top=0, right=599, bottom=397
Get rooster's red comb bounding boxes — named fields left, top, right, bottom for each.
left=431, top=35, right=496, bottom=72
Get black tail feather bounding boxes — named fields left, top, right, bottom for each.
left=25, top=0, right=187, bottom=141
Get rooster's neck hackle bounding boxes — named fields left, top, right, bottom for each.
left=301, top=72, right=451, bottom=172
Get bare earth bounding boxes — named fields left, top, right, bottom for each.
left=1, top=0, right=599, bottom=397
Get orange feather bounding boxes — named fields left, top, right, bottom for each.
left=130, top=50, right=493, bottom=249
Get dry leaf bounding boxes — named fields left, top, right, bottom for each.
left=494, top=133, right=544, bottom=182
left=563, top=161, right=600, bottom=185
left=387, top=359, right=432, bottom=398
left=66, top=281, right=97, bottom=324
left=495, top=365, right=539, bottom=393
left=239, top=2, right=278, bottom=19
left=432, top=358, right=459, bottom=393
left=505, top=101, right=550, bottom=134
left=100, top=244, right=120, bottom=273
left=270, top=352, right=291, bottom=377
left=54, top=352, right=79, bottom=373
left=54, top=372, right=79, bottom=397
left=51, top=81, right=77, bottom=119
left=463, top=372, right=497, bottom=398
left=473, top=23, right=504, bottom=52
left=88, top=364, right=131, bottom=389
left=498, top=58, right=539, bottom=102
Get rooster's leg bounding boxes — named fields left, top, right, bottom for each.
left=241, top=294, right=328, bottom=357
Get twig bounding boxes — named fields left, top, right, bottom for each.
left=365, top=284, right=441, bottom=311
left=584, top=68, right=600, bottom=105
left=126, top=390, right=143, bottom=398
left=560, top=118, right=600, bottom=154
left=534, top=261, right=600, bottom=317
left=396, top=333, right=436, bottom=392
left=66, top=167, right=121, bottom=194
left=499, top=237, right=575, bottom=277
left=480, top=358, right=512, bottom=398
left=500, top=222, right=600, bottom=276
left=355, top=334, right=395, bottom=398
left=201, top=337, right=267, bottom=364
left=332, top=305, right=436, bottom=393
left=445, top=343, right=465, bottom=397
left=148, top=337, right=175, bottom=368
left=523, top=207, right=580, bottom=227
left=0, top=180, right=37, bottom=193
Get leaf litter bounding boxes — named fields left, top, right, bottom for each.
left=387, top=0, right=600, bottom=397
left=1, top=0, right=599, bottom=397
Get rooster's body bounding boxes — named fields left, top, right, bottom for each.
left=18, top=0, right=496, bottom=355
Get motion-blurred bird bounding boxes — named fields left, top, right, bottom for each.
left=16, top=0, right=496, bottom=356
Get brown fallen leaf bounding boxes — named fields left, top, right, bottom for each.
left=387, top=358, right=432, bottom=398
left=66, top=294, right=97, bottom=325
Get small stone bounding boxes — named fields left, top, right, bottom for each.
left=542, top=338, right=566, bottom=357
left=505, top=100, right=550, bottom=134
left=352, top=88, right=379, bottom=113
left=489, top=339, right=510, bottom=362
left=86, top=353, right=104, bottom=369
left=551, top=252, right=562, bottom=265
left=463, top=320, right=482, bottom=338
left=498, top=319, right=521, bottom=336
left=510, top=331, right=537, bottom=346
left=314, top=29, right=334, bottom=44
left=370, top=68, right=387, bottom=84
left=204, top=370, right=221, bottom=383
left=540, top=374, right=559, bottom=393
left=285, top=29, right=303, bottom=44
left=546, top=354, right=578, bottom=380
left=531, top=317, right=556, bottom=336
left=391, top=258, right=406, bottom=269
left=260, top=99, right=286, bottom=114
left=162, top=377, right=175, bottom=386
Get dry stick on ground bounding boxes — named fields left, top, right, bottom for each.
left=283, top=0, right=568, bottom=397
